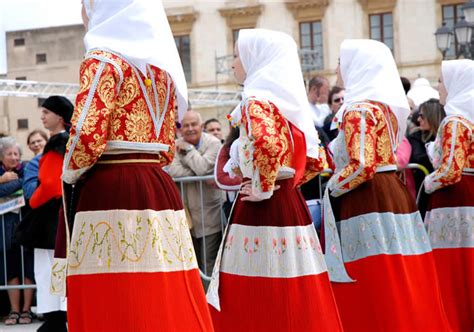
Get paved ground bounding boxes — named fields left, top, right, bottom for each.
left=0, top=321, right=41, bottom=331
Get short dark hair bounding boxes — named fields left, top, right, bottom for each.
left=224, top=126, right=240, bottom=147
left=328, top=86, right=344, bottom=105
left=308, top=75, right=329, bottom=90
left=400, top=77, right=411, bottom=95
left=204, top=118, right=220, bottom=129
left=27, top=129, right=48, bottom=145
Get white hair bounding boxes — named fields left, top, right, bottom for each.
left=0, top=136, right=22, bottom=159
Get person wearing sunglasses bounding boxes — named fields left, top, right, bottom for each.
left=407, top=99, right=446, bottom=211
left=323, top=86, right=345, bottom=141
left=329, top=87, right=345, bottom=113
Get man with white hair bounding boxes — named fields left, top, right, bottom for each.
left=167, top=110, right=223, bottom=278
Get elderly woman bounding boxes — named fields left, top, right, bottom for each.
left=0, top=137, right=34, bottom=325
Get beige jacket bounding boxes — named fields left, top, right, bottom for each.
left=167, top=133, right=224, bottom=238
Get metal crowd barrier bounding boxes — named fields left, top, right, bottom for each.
left=406, top=163, right=430, bottom=176
left=172, top=174, right=226, bottom=282
left=0, top=210, right=36, bottom=291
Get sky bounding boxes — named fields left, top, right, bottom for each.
left=0, top=0, right=82, bottom=74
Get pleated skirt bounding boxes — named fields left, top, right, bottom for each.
left=67, top=154, right=213, bottom=332
left=426, top=174, right=474, bottom=332
left=209, top=179, right=343, bottom=332
left=330, top=172, right=451, bottom=332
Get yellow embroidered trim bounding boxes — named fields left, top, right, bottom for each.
left=96, top=159, right=161, bottom=165
left=67, top=209, right=198, bottom=276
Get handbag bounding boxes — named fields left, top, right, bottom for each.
left=14, top=198, right=61, bottom=249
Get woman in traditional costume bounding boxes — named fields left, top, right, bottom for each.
left=424, top=59, right=473, bottom=332
left=323, top=39, right=451, bottom=331
left=206, top=28, right=343, bottom=332
left=53, top=0, right=214, bottom=330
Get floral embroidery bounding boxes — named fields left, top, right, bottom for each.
left=116, top=76, right=139, bottom=107
left=301, top=146, right=328, bottom=184
left=340, top=211, right=432, bottom=263
left=243, top=236, right=260, bottom=254
left=272, top=237, right=287, bottom=256
left=424, top=117, right=473, bottom=193
left=97, top=68, right=117, bottom=109
left=219, top=224, right=327, bottom=278
left=78, top=61, right=98, bottom=95
left=71, top=139, right=91, bottom=169
left=233, top=97, right=327, bottom=196
left=240, top=99, right=290, bottom=193
left=426, top=207, right=474, bottom=249
left=125, top=99, right=152, bottom=142
left=65, top=50, right=177, bottom=178
left=67, top=209, right=197, bottom=276
left=296, top=235, right=318, bottom=251
left=331, top=102, right=398, bottom=195
left=50, top=258, right=67, bottom=296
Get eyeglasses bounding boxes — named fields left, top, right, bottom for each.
left=332, top=97, right=344, bottom=103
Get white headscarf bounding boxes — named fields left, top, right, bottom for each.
left=236, top=28, right=320, bottom=158
left=407, top=78, right=440, bottom=109
left=83, top=0, right=188, bottom=119
left=442, top=59, right=474, bottom=123
left=336, top=39, right=410, bottom=142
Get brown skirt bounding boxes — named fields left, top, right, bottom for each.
left=331, top=172, right=417, bottom=220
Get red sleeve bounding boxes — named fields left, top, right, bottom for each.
left=330, top=110, right=377, bottom=197
left=241, top=99, right=285, bottom=193
left=424, top=119, right=470, bottom=192
left=215, top=146, right=242, bottom=189
left=30, top=152, right=63, bottom=208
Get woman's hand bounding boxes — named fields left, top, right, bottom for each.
left=239, top=181, right=280, bottom=202
left=0, top=171, right=18, bottom=183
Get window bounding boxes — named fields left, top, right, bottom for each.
left=370, top=13, right=394, bottom=52
left=38, top=97, right=47, bottom=107
left=14, top=38, right=25, bottom=47
left=36, top=53, right=47, bottom=64
left=299, top=21, right=324, bottom=70
left=14, top=77, right=26, bottom=88
left=233, top=29, right=240, bottom=47
left=232, top=28, right=253, bottom=47
left=17, top=119, right=29, bottom=130
left=174, top=35, right=192, bottom=82
left=442, top=4, right=464, bottom=58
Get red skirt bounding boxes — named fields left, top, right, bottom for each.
left=330, top=172, right=451, bottom=332
left=67, top=154, right=213, bottom=332
left=426, top=174, right=474, bottom=332
left=208, top=179, right=343, bottom=332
